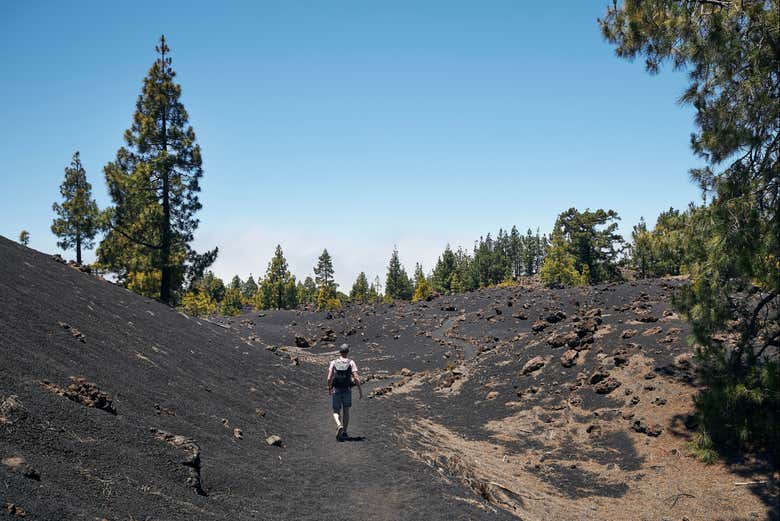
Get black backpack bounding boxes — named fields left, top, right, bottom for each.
left=332, top=358, right=353, bottom=389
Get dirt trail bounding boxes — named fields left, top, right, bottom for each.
left=260, top=374, right=514, bottom=521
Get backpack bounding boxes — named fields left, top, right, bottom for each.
left=332, top=358, right=353, bottom=389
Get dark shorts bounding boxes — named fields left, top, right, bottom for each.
left=332, top=388, right=352, bottom=411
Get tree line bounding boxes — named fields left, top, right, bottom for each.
left=177, top=224, right=552, bottom=316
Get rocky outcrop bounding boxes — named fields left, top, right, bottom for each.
left=151, top=429, right=206, bottom=496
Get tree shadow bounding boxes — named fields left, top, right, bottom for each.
left=667, top=412, right=779, bottom=520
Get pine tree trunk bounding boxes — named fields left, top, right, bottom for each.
left=159, top=57, right=171, bottom=304
left=161, top=177, right=171, bottom=304
left=76, top=234, right=82, bottom=265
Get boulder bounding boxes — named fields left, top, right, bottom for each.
left=621, top=329, right=638, bottom=339
left=674, top=353, right=693, bottom=370
left=560, top=350, right=578, bottom=368
left=486, top=391, right=499, bottom=400
left=531, top=320, right=548, bottom=332
left=576, top=318, right=600, bottom=336
left=584, top=307, right=602, bottom=318
left=545, top=310, right=567, bottom=323
left=548, top=331, right=579, bottom=348
left=631, top=419, right=662, bottom=437
left=522, top=356, right=546, bottom=375
left=266, top=435, right=283, bottom=447
left=595, top=377, right=621, bottom=394
left=589, top=370, right=610, bottom=385
left=294, top=336, right=310, bottom=348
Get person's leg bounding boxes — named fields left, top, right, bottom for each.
left=342, top=406, right=350, bottom=434
left=341, top=390, right=352, bottom=436
left=332, top=392, right=343, bottom=428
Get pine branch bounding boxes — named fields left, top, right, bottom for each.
left=106, top=222, right=162, bottom=251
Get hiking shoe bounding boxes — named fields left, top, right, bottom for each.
left=336, top=426, right=344, bottom=441
left=342, top=431, right=349, bottom=441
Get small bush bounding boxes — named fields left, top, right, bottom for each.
left=686, top=432, right=719, bottom=464
left=180, top=291, right=216, bottom=317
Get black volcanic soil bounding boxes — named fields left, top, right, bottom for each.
left=1, top=235, right=776, bottom=520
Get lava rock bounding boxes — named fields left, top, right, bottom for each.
left=594, top=377, right=621, bottom=394
left=522, top=356, right=546, bottom=375
left=531, top=320, right=548, bottom=332
left=560, top=350, right=578, bottom=368
left=1, top=456, right=40, bottom=481
left=545, top=310, right=567, bottom=323
left=266, top=435, right=283, bottom=447
left=549, top=331, right=579, bottom=348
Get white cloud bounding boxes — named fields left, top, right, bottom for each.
left=193, top=222, right=472, bottom=290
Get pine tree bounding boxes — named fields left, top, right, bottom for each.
left=51, top=151, right=100, bottom=265
left=98, top=35, right=216, bottom=303
left=350, top=272, right=370, bottom=303
left=412, top=263, right=433, bottom=302
left=630, top=217, right=652, bottom=279
left=220, top=286, right=243, bottom=316
left=313, top=249, right=338, bottom=309
left=18, top=230, right=30, bottom=246
left=509, top=225, right=524, bottom=278
left=602, top=0, right=779, bottom=452
left=260, top=245, right=294, bottom=309
left=522, top=228, right=537, bottom=275
left=242, top=275, right=258, bottom=301
left=229, top=275, right=242, bottom=291
left=300, top=276, right=318, bottom=306
left=432, top=245, right=456, bottom=293
left=194, top=271, right=226, bottom=303
left=551, top=208, right=623, bottom=284
left=540, top=234, right=588, bottom=287
left=385, top=247, right=412, bottom=300
left=285, top=276, right=299, bottom=309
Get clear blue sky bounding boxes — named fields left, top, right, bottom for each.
left=0, top=1, right=703, bottom=288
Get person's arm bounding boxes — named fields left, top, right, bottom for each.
left=351, top=361, right=363, bottom=399
left=326, top=363, right=334, bottom=393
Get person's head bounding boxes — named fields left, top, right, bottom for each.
left=339, top=344, right=349, bottom=357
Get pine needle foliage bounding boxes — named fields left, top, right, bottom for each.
left=601, top=0, right=780, bottom=453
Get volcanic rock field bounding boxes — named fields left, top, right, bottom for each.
left=0, top=235, right=776, bottom=520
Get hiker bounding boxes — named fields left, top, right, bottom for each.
left=327, top=343, right=363, bottom=441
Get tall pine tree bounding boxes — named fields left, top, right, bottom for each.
left=98, top=35, right=216, bottom=303
left=385, top=247, right=412, bottom=300
left=51, top=151, right=100, bottom=265
left=314, top=249, right=338, bottom=309
left=259, top=245, right=294, bottom=309
left=350, top=272, right=370, bottom=303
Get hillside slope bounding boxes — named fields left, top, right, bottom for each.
left=0, top=236, right=504, bottom=521
left=1, top=235, right=776, bottom=520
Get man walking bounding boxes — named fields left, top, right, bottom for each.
left=327, top=344, right=363, bottom=441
